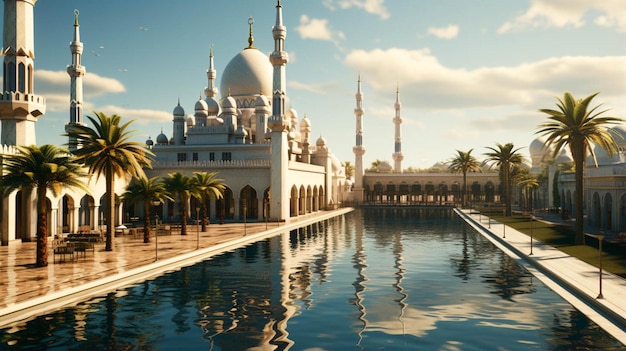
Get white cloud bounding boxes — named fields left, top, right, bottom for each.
left=336, top=0, right=390, bottom=20
left=427, top=24, right=459, bottom=39
left=295, top=15, right=345, bottom=49
left=344, top=48, right=626, bottom=114
left=498, top=0, right=626, bottom=33
left=295, top=15, right=334, bottom=40
left=96, top=105, right=171, bottom=126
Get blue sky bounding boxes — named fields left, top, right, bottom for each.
left=5, top=0, right=625, bottom=168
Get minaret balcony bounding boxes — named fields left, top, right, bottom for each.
left=0, top=92, right=46, bottom=119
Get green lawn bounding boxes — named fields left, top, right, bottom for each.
left=491, top=215, right=626, bottom=278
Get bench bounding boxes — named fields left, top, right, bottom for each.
left=53, top=239, right=74, bottom=263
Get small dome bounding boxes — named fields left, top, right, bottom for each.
left=378, top=161, right=393, bottom=172
left=300, top=114, right=311, bottom=128
left=173, top=102, right=185, bottom=117
left=195, top=98, right=208, bottom=112
left=590, top=144, right=624, bottom=166
left=222, top=95, right=238, bottom=115
left=156, top=132, right=168, bottom=145
left=555, top=148, right=573, bottom=166
left=611, top=125, right=626, bottom=148
left=255, top=94, right=271, bottom=114
left=316, top=135, right=326, bottom=147
left=529, top=136, right=551, bottom=157
left=205, top=96, right=221, bottom=115
left=220, top=48, right=272, bottom=100
left=145, top=137, right=154, bottom=146
left=287, top=106, right=298, bottom=121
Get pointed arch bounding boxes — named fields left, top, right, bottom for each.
left=240, top=185, right=258, bottom=219
left=290, top=185, right=298, bottom=217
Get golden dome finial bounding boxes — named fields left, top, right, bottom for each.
left=246, top=17, right=256, bottom=49
left=74, top=9, right=79, bottom=26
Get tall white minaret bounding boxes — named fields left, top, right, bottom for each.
left=204, top=47, right=218, bottom=99
left=0, top=0, right=46, bottom=146
left=268, top=0, right=290, bottom=221
left=392, top=86, right=404, bottom=172
left=66, top=9, right=86, bottom=152
left=269, top=0, right=289, bottom=119
left=352, top=75, right=366, bottom=201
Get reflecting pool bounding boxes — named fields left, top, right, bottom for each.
left=1, top=208, right=624, bottom=350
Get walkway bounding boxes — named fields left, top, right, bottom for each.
left=0, top=209, right=352, bottom=327
left=458, top=209, right=626, bottom=345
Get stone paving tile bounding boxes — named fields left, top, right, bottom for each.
left=0, top=221, right=278, bottom=311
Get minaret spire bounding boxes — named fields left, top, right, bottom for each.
left=392, top=84, right=404, bottom=173
left=269, top=0, right=289, bottom=121
left=0, top=0, right=46, bottom=146
left=204, top=46, right=218, bottom=98
left=352, top=75, right=366, bottom=202
left=65, top=9, right=86, bottom=152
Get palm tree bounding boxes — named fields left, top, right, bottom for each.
left=66, top=112, right=154, bottom=251
left=121, top=176, right=172, bottom=243
left=483, top=143, right=524, bottom=216
left=191, top=171, right=225, bottom=232
left=447, top=149, right=482, bottom=208
left=517, top=174, right=539, bottom=212
left=163, top=172, right=194, bottom=235
left=1, top=145, right=87, bottom=266
left=342, top=161, right=355, bottom=180
left=537, top=92, right=623, bottom=244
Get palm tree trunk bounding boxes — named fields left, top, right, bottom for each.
left=201, top=197, right=208, bottom=232
left=105, top=167, right=115, bottom=251
left=573, top=144, right=585, bottom=245
left=36, top=187, right=48, bottom=267
left=181, top=200, right=187, bottom=235
left=462, top=172, right=467, bottom=208
left=143, top=201, right=151, bottom=243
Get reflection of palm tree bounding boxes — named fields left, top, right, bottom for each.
left=66, top=112, right=153, bottom=251
left=1, top=144, right=86, bottom=266
left=483, top=143, right=524, bottom=216
left=537, top=92, right=623, bottom=244
left=392, top=232, right=407, bottom=336
left=121, top=176, right=171, bottom=243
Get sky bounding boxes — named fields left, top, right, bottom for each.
left=3, top=0, right=625, bottom=169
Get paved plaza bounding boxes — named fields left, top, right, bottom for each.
left=0, top=207, right=624, bottom=345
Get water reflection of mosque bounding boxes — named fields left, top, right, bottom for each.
left=58, top=210, right=542, bottom=349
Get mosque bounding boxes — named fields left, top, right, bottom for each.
left=142, top=2, right=349, bottom=223
left=0, top=0, right=350, bottom=244
left=0, top=0, right=624, bottom=246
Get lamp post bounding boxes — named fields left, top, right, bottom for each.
left=597, top=231, right=605, bottom=299
left=196, top=207, right=200, bottom=250
left=264, top=200, right=268, bottom=230
left=152, top=200, right=161, bottom=261
left=529, top=214, right=534, bottom=255
left=243, top=200, right=247, bottom=236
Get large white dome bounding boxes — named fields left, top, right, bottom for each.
left=220, top=48, right=272, bottom=99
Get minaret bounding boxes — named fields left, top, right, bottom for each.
left=268, top=0, right=290, bottom=221
left=0, top=0, right=46, bottom=146
left=392, top=86, right=404, bottom=173
left=204, top=47, right=218, bottom=99
left=65, top=9, right=86, bottom=152
left=269, top=0, right=289, bottom=119
left=352, top=75, right=366, bottom=202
